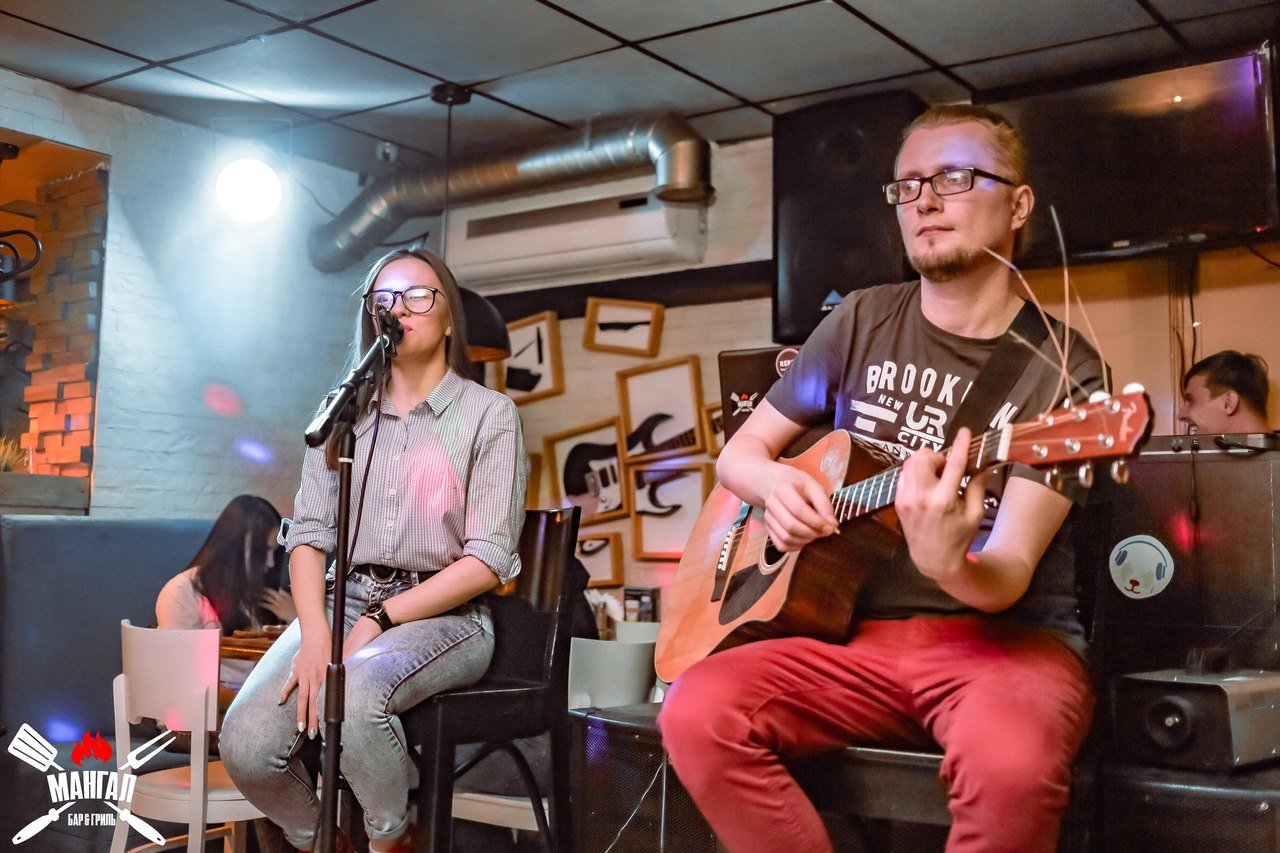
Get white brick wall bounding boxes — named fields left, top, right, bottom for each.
left=1, top=66, right=370, bottom=518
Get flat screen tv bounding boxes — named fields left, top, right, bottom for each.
left=989, top=46, right=1279, bottom=267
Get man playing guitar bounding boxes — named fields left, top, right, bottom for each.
left=658, top=105, right=1105, bottom=853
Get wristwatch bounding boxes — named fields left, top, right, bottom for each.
left=363, top=601, right=395, bottom=632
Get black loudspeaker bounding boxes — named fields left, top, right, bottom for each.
left=1100, top=760, right=1280, bottom=852
left=772, top=90, right=925, bottom=344
left=717, top=345, right=800, bottom=442
left=570, top=704, right=718, bottom=852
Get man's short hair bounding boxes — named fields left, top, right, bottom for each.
left=900, top=104, right=1027, bottom=185
left=1185, top=350, right=1270, bottom=418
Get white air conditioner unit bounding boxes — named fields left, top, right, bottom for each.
left=444, top=175, right=707, bottom=291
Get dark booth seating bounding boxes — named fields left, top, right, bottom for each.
left=0, top=514, right=213, bottom=850
left=0, top=514, right=216, bottom=735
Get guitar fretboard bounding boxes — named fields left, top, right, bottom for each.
left=830, top=427, right=1008, bottom=522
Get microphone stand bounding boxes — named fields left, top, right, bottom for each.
left=303, top=314, right=402, bottom=853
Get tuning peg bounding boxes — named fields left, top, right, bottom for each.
left=1077, top=462, right=1094, bottom=488
left=1043, top=466, right=1063, bottom=491
left=1121, top=382, right=1146, bottom=395
left=1089, top=390, right=1110, bottom=403
left=1110, top=459, right=1130, bottom=484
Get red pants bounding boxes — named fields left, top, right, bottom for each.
left=658, top=616, right=1093, bottom=853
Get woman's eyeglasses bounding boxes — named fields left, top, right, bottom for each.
left=363, top=286, right=439, bottom=315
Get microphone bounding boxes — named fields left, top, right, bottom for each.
left=374, top=304, right=404, bottom=350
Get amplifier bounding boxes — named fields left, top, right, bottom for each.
left=1111, top=669, right=1280, bottom=771
left=1100, top=760, right=1280, bottom=852
left=569, top=704, right=718, bottom=853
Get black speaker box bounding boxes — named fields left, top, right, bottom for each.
left=570, top=703, right=718, bottom=853
left=1099, top=760, right=1280, bottom=852
left=1079, top=436, right=1280, bottom=685
left=772, top=90, right=925, bottom=344
left=717, top=345, right=800, bottom=442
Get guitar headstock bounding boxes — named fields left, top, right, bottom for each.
left=999, top=391, right=1151, bottom=473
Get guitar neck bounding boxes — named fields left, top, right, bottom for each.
left=648, top=426, right=698, bottom=454
left=830, top=427, right=1008, bottom=522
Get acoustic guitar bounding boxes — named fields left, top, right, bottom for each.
left=655, top=391, right=1150, bottom=682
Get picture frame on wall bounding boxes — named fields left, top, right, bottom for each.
left=702, top=402, right=726, bottom=457
left=496, top=311, right=563, bottom=405
left=616, top=355, right=705, bottom=463
left=525, top=452, right=542, bottom=510
left=543, top=418, right=629, bottom=526
left=576, top=532, right=624, bottom=588
left=630, top=462, right=714, bottom=561
left=582, top=297, right=665, bottom=358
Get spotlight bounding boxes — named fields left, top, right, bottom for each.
left=216, top=158, right=282, bottom=223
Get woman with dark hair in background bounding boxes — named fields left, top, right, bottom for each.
left=220, top=249, right=528, bottom=852
left=157, top=493, right=295, bottom=695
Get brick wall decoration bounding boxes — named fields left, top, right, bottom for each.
left=19, top=167, right=106, bottom=477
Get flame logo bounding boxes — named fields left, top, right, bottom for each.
left=70, top=730, right=113, bottom=766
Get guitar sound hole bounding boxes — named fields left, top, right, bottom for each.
left=761, top=542, right=785, bottom=570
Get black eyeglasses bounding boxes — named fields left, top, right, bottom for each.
left=363, top=286, right=439, bottom=315
left=883, top=167, right=1015, bottom=205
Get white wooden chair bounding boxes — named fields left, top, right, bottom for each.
left=110, top=620, right=263, bottom=853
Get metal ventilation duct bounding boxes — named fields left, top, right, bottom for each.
left=308, top=114, right=714, bottom=273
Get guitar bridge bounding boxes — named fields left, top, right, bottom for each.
left=710, top=502, right=751, bottom=602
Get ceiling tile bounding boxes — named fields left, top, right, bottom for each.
left=337, top=93, right=562, bottom=160
left=765, top=71, right=969, bottom=115
left=1149, top=0, right=1272, bottom=20
left=85, top=68, right=303, bottom=130
left=1173, top=5, right=1280, bottom=49
left=686, top=107, right=773, bottom=143
left=477, top=48, right=740, bottom=123
left=548, top=0, right=794, bottom=41
left=852, top=0, right=1157, bottom=66
left=311, top=0, right=617, bottom=84
left=234, top=0, right=356, bottom=23
left=957, top=28, right=1180, bottom=92
left=0, top=0, right=280, bottom=62
left=0, top=14, right=147, bottom=87
left=646, top=3, right=927, bottom=103
left=275, top=120, right=435, bottom=178
left=170, top=29, right=437, bottom=117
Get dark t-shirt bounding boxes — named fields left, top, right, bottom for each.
left=766, top=281, right=1105, bottom=654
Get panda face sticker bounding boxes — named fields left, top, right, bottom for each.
left=1109, top=535, right=1175, bottom=599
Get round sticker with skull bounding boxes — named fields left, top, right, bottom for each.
left=1108, top=535, right=1175, bottom=599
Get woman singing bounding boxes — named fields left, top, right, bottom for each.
left=221, top=249, right=528, bottom=852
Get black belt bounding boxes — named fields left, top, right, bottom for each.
left=350, top=563, right=420, bottom=584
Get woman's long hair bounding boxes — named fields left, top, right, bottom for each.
left=324, top=248, right=472, bottom=469
left=189, top=495, right=282, bottom=633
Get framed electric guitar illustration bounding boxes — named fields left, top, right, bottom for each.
left=544, top=418, right=629, bottom=526
left=617, top=355, right=706, bottom=463
left=630, top=461, right=715, bottom=561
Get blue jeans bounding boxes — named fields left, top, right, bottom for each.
left=220, top=571, right=494, bottom=849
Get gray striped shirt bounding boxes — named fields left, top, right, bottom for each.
left=285, top=369, right=528, bottom=583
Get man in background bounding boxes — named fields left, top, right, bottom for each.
left=1179, top=350, right=1271, bottom=434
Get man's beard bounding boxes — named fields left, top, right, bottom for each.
left=908, top=244, right=984, bottom=282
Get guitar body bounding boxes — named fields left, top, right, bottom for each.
left=656, top=430, right=903, bottom=682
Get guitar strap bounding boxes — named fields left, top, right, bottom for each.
left=943, top=299, right=1052, bottom=444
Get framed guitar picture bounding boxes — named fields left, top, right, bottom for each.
left=702, top=402, right=725, bottom=457
left=583, top=297, right=664, bottom=357
left=497, top=311, right=564, bottom=405
left=617, top=355, right=705, bottom=464
left=543, top=418, right=629, bottom=526
left=577, top=532, right=624, bottom=588
left=630, top=462, right=715, bottom=561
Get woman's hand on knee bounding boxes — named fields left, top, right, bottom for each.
left=280, top=626, right=330, bottom=739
